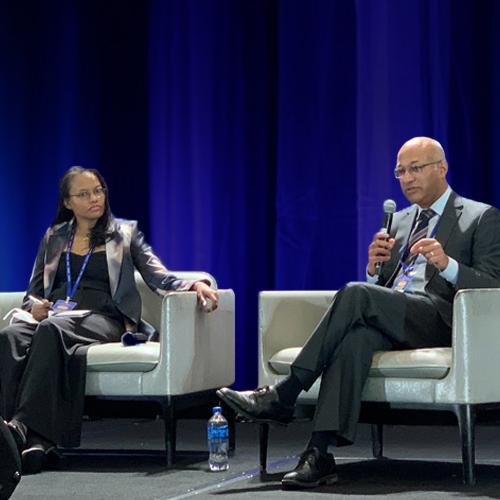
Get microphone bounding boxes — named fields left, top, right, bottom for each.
left=375, top=199, right=397, bottom=274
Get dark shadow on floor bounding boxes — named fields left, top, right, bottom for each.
left=211, top=459, right=500, bottom=498
left=55, top=449, right=208, bottom=474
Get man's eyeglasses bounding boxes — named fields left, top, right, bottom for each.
left=69, top=186, right=107, bottom=200
left=394, top=160, right=442, bottom=179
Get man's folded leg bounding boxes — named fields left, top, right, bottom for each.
left=218, top=283, right=403, bottom=424
left=216, top=372, right=302, bottom=424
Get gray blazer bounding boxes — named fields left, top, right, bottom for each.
left=23, top=218, right=195, bottom=330
left=378, top=191, right=500, bottom=327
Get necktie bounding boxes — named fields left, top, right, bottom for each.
left=388, top=208, right=437, bottom=290
left=401, top=208, right=436, bottom=267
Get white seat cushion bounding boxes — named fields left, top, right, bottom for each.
left=86, top=342, right=160, bottom=372
left=269, top=346, right=451, bottom=379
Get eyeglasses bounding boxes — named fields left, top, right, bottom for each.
left=394, top=160, right=442, bottom=179
left=69, top=186, right=107, bottom=200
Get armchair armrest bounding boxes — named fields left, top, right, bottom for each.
left=436, top=288, right=500, bottom=404
left=0, top=292, right=25, bottom=330
left=142, top=289, right=235, bottom=396
left=258, top=291, right=336, bottom=387
left=135, top=270, right=217, bottom=331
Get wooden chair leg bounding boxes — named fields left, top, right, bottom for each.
left=371, top=423, right=384, bottom=458
left=259, top=423, right=270, bottom=476
left=456, top=404, right=476, bottom=485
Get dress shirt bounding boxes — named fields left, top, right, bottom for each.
left=367, top=186, right=458, bottom=290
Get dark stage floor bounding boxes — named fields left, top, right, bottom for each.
left=9, top=417, right=500, bottom=499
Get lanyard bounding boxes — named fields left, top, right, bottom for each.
left=66, top=230, right=95, bottom=301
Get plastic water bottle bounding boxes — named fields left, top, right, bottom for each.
left=207, top=406, right=229, bottom=471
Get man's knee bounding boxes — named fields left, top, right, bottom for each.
left=344, top=281, right=380, bottom=295
left=344, top=281, right=367, bottom=291
left=341, top=281, right=396, bottom=309
left=339, top=282, right=373, bottom=305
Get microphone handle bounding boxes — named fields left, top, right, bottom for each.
left=382, top=212, right=393, bottom=234
left=374, top=213, right=393, bottom=274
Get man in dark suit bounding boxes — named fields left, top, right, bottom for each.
left=218, top=137, right=500, bottom=489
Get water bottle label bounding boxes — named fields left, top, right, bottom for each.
left=208, top=425, right=229, bottom=440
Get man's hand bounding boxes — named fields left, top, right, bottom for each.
left=367, top=231, right=396, bottom=276
left=31, top=299, right=53, bottom=321
left=410, top=238, right=449, bottom=271
left=192, top=281, right=219, bottom=312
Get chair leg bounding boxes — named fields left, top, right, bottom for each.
left=220, top=401, right=236, bottom=454
left=228, top=409, right=236, bottom=455
left=371, top=423, right=384, bottom=458
left=163, top=397, right=177, bottom=467
left=456, top=404, right=476, bottom=486
left=259, top=423, right=270, bottom=476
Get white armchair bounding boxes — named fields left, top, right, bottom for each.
left=257, top=289, right=500, bottom=485
left=0, top=272, right=235, bottom=465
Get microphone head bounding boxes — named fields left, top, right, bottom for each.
left=383, top=199, right=397, bottom=214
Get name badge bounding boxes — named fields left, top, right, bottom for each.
left=392, top=269, right=417, bottom=293
left=51, top=299, right=78, bottom=314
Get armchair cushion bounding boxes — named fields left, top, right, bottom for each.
left=269, top=346, right=451, bottom=379
left=86, top=342, right=160, bottom=372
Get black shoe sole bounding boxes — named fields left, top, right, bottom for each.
left=216, top=389, right=292, bottom=426
left=282, top=472, right=339, bottom=489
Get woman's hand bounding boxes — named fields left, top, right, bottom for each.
left=192, top=282, right=219, bottom=312
left=31, top=299, right=53, bottom=321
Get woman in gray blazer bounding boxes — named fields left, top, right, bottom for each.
left=0, top=166, right=218, bottom=474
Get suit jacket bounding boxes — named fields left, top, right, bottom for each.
left=378, top=191, right=500, bottom=327
left=23, top=218, right=196, bottom=331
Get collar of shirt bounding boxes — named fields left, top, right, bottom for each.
left=415, top=185, right=452, bottom=219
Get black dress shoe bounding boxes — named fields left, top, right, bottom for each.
left=21, top=436, right=56, bottom=475
left=281, top=447, right=338, bottom=489
left=216, top=386, right=294, bottom=424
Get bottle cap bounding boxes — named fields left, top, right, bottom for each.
left=212, top=406, right=222, bottom=413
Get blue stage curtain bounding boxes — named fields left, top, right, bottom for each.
left=148, top=0, right=279, bottom=388
left=0, top=0, right=150, bottom=288
left=147, top=0, right=500, bottom=387
left=2, top=0, right=500, bottom=388
left=273, top=0, right=358, bottom=290
left=354, top=0, right=453, bottom=277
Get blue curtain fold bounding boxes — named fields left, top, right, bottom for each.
left=1, top=0, right=500, bottom=387
left=274, top=0, right=358, bottom=290
left=148, top=0, right=278, bottom=387
left=355, top=0, right=453, bottom=277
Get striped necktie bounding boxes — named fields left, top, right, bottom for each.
left=401, top=208, right=436, bottom=266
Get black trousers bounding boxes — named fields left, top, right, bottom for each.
left=291, top=282, right=451, bottom=445
left=0, top=314, right=123, bottom=447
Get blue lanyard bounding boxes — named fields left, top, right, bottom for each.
left=65, top=230, right=95, bottom=301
